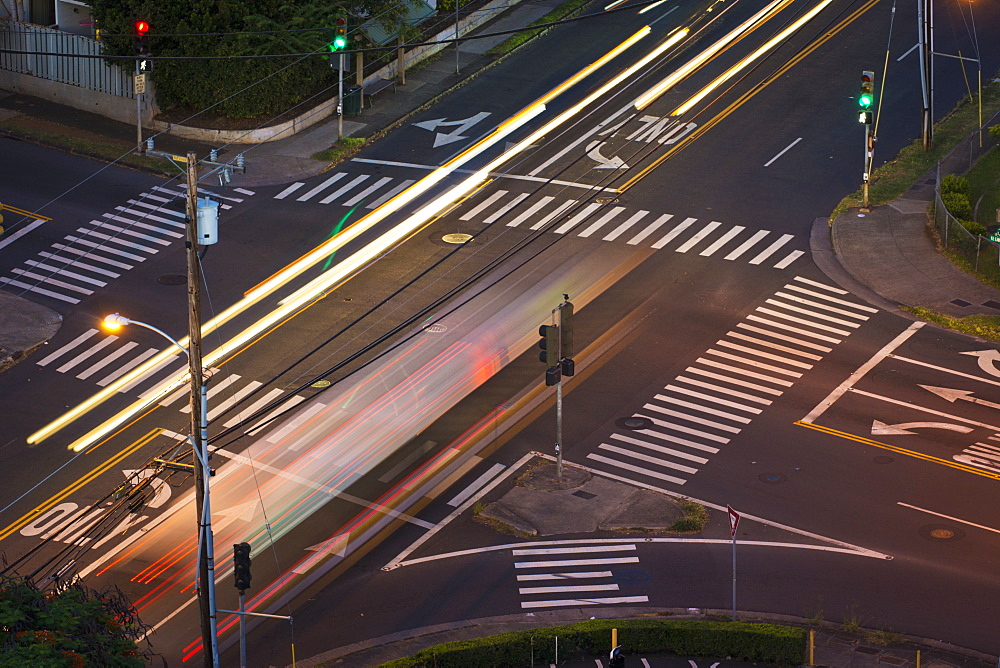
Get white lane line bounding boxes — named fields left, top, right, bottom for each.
left=703, top=350, right=803, bottom=378
left=514, top=545, right=636, bottom=555
left=25, top=261, right=107, bottom=287
left=802, top=322, right=924, bottom=423
left=634, top=427, right=721, bottom=453
left=765, top=298, right=860, bottom=329
left=755, top=307, right=851, bottom=337
left=675, top=221, right=721, bottom=253
left=899, top=502, right=1000, bottom=535
left=483, top=193, right=530, bottom=224
left=639, top=413, right=730, bottom=444
left=748, top=234, right=793, bottom=264
left=0, top=217, right=47, bottom=250
left=609, top=433, right=709, bottom=465
left=587, top=453, right=687, bottom=484
left=662, top=384, right=763, bottom=413
left=685, top=366, right=785, bottom=396
left=77, top=342, right=138, bottom=380
left=725, top=331, right=823, bottom=360
left=366, top=180, right=415, bottom=209
left=531, top=200, right=577, bottom=230
left=736, top=322, right=832, bottom=352
left=724, top=229, right=769, bottom=260
left=345, top=177, right=395, bottom=206
left=554, top=203, right=602, bottom=234
left=714, top=340, right=813, bottom=370
left=78, top=229, right=158, bottom=255
left=517, top=571, right=613, bottom=581
left=695, top=358, right=795, bottom=387
left=774, top=250, right=804, bottom=269
left=296, top=173, right=346, bottom=202
left=275, top=182, right=305, bottom=199
left=675, top=375, right=773, bottom=406
left=602, top=210, right=648, bottom=241
left=578, top=207, right=626, bottom=238
left=221, top=387, right=286, bottom=429
left=794, top=275, right=848, bottom=294
left=774, top=291, right=871, bottom=320
left=699, top=225, right=744, bottom=256
left=641, top=402, right=744, bottom=432
left=460, top=190, right=507, bottom=220
left=515, top=556, right=640, bottom=568
left=319, top=174, right=371, bottom=204
left=629, top=213, right=673, bottom=245
left=519, top=584, right=620, bottom=595
left=0, top=278, right=79, bottom=304
left=506, top=197, right=555, bottom=228
left=764, top=137, right=802, bottom=167
left=95, top=348, right=161, bottom=387
left=11, top=269, right=93, bottom=295
left=38, top=329, right=99, bottom=366
left=56, top=336, right=119, bottom=373
left=783, top=284, right=879, bottom=312
left=207, top=380, right=263, bottom=421
left=447, top=463, right=506, bottom=507
left=521, top=595, right=648, bottom=609
left=53, top=242, right=134, bottom=269
left=235, top=187, right=256, bottom=195
left=38, top=252, right=120, bottom=279
left=745, top=314, right=841, bottom=344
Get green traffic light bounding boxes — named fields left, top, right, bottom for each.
left=859, top=93, right=873, bottom=108
left=333, top=35, right=347, bottom=50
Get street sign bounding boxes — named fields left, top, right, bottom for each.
left=133, top=74, right=146, bottom=95
left=727, top=505, right=740, bottom=537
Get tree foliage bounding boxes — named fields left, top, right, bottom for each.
left=91, top=0, right=414, bottom=118
left=0, top=576, right=150, bottom=667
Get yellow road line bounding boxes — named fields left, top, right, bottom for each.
left=0, top=429, right=163, bottom=540
left=617, top=0, right=882, bottom=193
left=0, top=203, right=52, bottom=221
left=794, top=421, right=1000, bottom=481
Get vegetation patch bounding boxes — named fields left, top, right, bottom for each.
left=668, top=499, right=709, bottom=533
left=863, top=629, right=905, bottom=647
left=963, top=135, right=1000, bottom=226
left=901, top=306, right=1000, bottom=342
left=312, top=137, right=368, bottom=163
left=487, top=0, right=595, bottom=56
left=377, top=619, right=807, bottom=667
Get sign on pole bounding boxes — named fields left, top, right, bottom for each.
left=727, top=505, right=740, bottom=538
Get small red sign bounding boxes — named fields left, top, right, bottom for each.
left=727, top=505, right=740, bottom=538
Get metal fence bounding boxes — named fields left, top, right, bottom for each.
left=0, top=20, right=134, bottom=97
left=932, top=122, right=1000, bottom=284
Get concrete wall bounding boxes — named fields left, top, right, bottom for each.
left=0, top=68, right=158, bottom=124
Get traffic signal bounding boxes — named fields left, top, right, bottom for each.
left=538, top=324, right=559, bottom=366
left=134, top=19, right=150, bottom=58
left=331, top=18, right=348, bottom=51
left=557, top=301, right=574, bottom=377
left=233, top=542, right=252, bottom=592
left=858, top=70, right=874, bottom=124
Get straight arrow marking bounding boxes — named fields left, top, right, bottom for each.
left=920, top=385, right=1000, bottom=411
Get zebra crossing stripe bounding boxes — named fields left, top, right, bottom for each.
left=275, top=182, right=306, bottom=199
left=38, top=252, right=120, bottom=279
left=735, top=322, right=831, bottom=352
left=602, top=210, right=648, bottom=241
left=25, top=261, right=107, bottom=287
left=11, top=269, right=93, bottom=295
left=460, top=190, right=507, bottom=221
left=56, top=336, right=119, bottom=373
left=674, top=375, right=773, bottom=406
left=764, top=299, right=860, bottom=330
left=651, top=393, right=754, bottom=423
left=222, top=388, right=286, bottom=429
left=343, top=176, right=393, bottom=207
left=724, top=229, right=769, bottom=260
left=519, top=584, right=619, bottom=594
left=578, top=207, right=626, bottom=238
left=774, top=291, right=871, bottom=320
left=726, top=331, right=823, bottom=360
left=514, top=556, right=640, bottom=568
left=53, top=243, right=134, bottom=270
left=703, top=349, right=803, bottom=378
left=684, top=366, right=785, bottom=396
left=319, top=175, right=371, bottom=204
left=609, top=433, right=709, bottom=464
left=642, top=401, right=745, bottom=432
left=662, top=384, right=763, bottom=414
left=297, top=174, right=346, bottom=202
left=598, top=443, right=699, bottom=474
left=695, top=357, right=795, bottom=387
left=117, top=355, right=179, bottom=393
left=517, top=571, right=614, bottom=581
left=506, top=196, right=555, bottom=228
left=96, top=348, right=160, bottom=386
left=755, top=307, right=851, bottom=337
left=796, top=275, right=848, bottom=293
left=366, top=180, right=415, bottom=209
left=207, top=380, right=263, bottom=420
left=521, top=595, right=648, bottom=609
left=587, top=453, right=687, bottom=485
left=744, top=314, right=841, bottom=344
left=700, top=225, right=745, bottom=256
left=110, top=209, right=186, bottom=230
left=126, top=199, right=186, bottom=218
left=73, top=231, right=156, bottom=257
left=637, top=413, right=730, bottom=444
left=784, top=284, right=878, bottom=312
left=89, top=221, right=174, bottom=245
left=647, top=216, right=692, bottom=248
left=530, top=200, right=577, bottom=230
left=513, top=545, right=636, bottom=555
left=675, top=221, right=721, bottom=253
left=77, top=342, right=138, bottom=380
left=38, top=330, right=98, bottom=366
left=553, top=203, right=602, bottom=234
left=774, top=251, right=804, bottom=269
left=749, top=234, right=793, bottom=264
left=715, top=340, right=813, bottom=369
left=179, top=374, right=240, bottom=413
left=484, top=193, right=530, bottom=224
left=620, top=425, right=721, bottom=454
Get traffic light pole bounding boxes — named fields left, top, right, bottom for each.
left=134, top=59, right=142, bottom=153
left=338, top=51, right=344, bottom=141
left=862, top=122, right=872, bottom=210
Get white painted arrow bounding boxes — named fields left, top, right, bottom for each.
left=122, top=468, right=171, bottom=509
left=292, top=533, right=349, bottom=574
left=414, top=111, right=491, bottom=148
left=871, top=419, right=974, bottom=436
left=585, top=140, right=627, bottom=169
left=920, top=384, right=1000, bottom=410
left=960, top=349, right=1000, bottom=378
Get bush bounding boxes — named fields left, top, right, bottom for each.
left=942, top=191, right=973, bottom=220
left=379, top=619, right=807, bottom=667
left=960, top=218, right=988, bottom=236
left=940, top=173, right=970, bottom=197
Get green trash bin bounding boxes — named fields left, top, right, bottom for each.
left=343, top=85, right=363, bottom=116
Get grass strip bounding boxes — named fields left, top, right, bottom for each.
left=902, top=306, right=1000, bottom=343
left=312, top=137, right=368, bottom=163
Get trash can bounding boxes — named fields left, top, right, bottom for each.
left=343, top=85, right=363, bottom=116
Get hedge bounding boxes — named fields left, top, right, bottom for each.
left=378, top=619, right=807, bottom=667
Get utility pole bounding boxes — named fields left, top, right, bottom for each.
left=917, top=0, right=932, bottom=149
left=186, top=152, right=219, bottom=667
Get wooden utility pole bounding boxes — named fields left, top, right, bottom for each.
left=186, top=152, right=219, bottom=667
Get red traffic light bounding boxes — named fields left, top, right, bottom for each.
left=135, top=20, right=150, bottom=36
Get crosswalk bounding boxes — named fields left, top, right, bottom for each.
left=0, top=184, right=255, bottom=305
left=274, top=173, right=802, bottom=267
left=513, top=543, right=649, bottom=609
left=585, top=276, right=879, bottom=487
left=35, top=328, right=300, bottom=432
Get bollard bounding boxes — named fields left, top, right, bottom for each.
left=917, top=649, right=921, bottom=668
left=809, top=629, right=815, bottom=666
left=612, top=628, right=618, bottom=650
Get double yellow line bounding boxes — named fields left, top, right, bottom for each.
left=618, top=0, right=883, bottom=193
left=795, top=421, right=1000, bottom=481
left=0, top=429, right=163, bottom=541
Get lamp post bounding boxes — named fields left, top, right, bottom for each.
left=101, top=313, right=220, bottom=667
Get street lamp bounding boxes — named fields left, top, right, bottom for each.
left=101, top=313, right=220, bottom=666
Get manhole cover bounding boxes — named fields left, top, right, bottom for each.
left=157, top=274, right=186, bottom=286
left=311, top=379, right=331, bottom=388
left=616, top=417, right=653, bottom=430
left=572, top=490, right=597, bottom=500
left=873, top=455, right=893, bottom=464
left=613, top=569, right=651, bottom=585
left=758, top=473, right=786, bottom=484
left=595, top=196, right=619, bottom=205
left=919, top=524, right=965, bottom=541
left=442, top=233, right=472, bottom=244
left=423, top=323, right=447, bottom=333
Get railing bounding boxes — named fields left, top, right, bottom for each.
left=0, top=20, right=134, bottom=97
